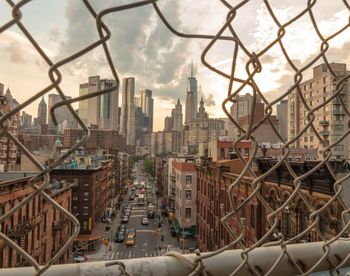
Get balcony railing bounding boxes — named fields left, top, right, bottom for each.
left=52, top=221, right=64, bottom=231
left=7, top=219, right=34, bottom=239
left=319, top=130, right=330, bottom=136
left=319, top=120, right=329, bottom=126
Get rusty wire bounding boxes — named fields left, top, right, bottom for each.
left=0, top=0, right=350, bottom=275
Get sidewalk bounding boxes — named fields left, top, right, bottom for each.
left=86, top=197, right=125, bottom=261
left=156, top=219, right=182, bottom=254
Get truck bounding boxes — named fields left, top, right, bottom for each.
left=137, top=194, right=145, bottom=206
left=147, top=203, right=155, bottom=219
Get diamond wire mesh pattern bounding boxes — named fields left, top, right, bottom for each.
left=0, top=0, right=350, bottom=275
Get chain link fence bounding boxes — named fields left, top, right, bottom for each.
left=0, top=0, right=350, bottom=275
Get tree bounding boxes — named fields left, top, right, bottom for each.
left=144, top=158, right=154, bottom=175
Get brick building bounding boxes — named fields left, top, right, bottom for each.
left=50, top=156, right=118, bottom=235
left=63, top=128, right=127, bottom=154
left=0, top=177, right=74, bottom=268
left=195, top=157, right=345, bottom=251
left=172, top=160, right=197, bottom=237
left=196, top=158, right=261, bottom=251
left=21, top=134, right=62, bottom=153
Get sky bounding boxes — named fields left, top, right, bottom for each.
left=1, top=0, right=350, bottom=131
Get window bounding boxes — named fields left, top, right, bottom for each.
left=334, top=145, right=344, bottom=151
left=185, top=190, right=191, bottom=200
left=250, top=205, right=255, bottom=229
left=185, top=208, right=191, bottom=219
left=43, top=212, right=47, bottom=232
left=185, top=175, right=192, bottom=185
left=82, top=220, right=88, bottom=231
left=332, top=124, right=344, bottom=131
left=304, top=136, right=308, bottom=142
left=310, top=136, right=314, bottom=142
left=220, top=148, right=225, bottom=157
left=32, top=197, right=36, bottom=218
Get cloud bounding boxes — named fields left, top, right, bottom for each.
left=57, top=1, right=191, bottom=91
left=199, top=91, right=215, bottom=107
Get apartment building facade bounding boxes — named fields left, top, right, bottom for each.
left=173, top=161, right=197, bottom=236
left=0, top=177, right=74, bottom=268
left=288, top=63, right=350, bottom=160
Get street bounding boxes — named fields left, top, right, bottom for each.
left=110, top=160, right=180, bottom=260
left=112, top=203, right=161, bottom=259
left=86, top=160, right=181, bottom=262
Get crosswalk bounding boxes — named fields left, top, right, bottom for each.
left=113, top=250, right=160, bottom=259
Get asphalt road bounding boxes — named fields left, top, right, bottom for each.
left=112, top=162, right=162, bottom=259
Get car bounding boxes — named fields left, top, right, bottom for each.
left=105, top=218, right=112, bottom=225
left=127, top=228, right=136, bottom=238
left=141, top=217, right=149, bottom=225
left=129, top=195, right=135, bottom=200
left=121, top=216, right=129, bottom=223
left=117, top=224, right=126, bottom=233
left=125, top=235, right=135, bottom=246
left=115, top=232, right=125, bottom=242
left=124, top=210, right=131, bottom=217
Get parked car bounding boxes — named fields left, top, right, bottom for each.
left=124, top=210, right=131, bottom=217
left=125, top=235, right=135, bottom=246
left=121, top=216, right=129, bottom=224
left=141, top=217, right=149, bottom=225
left=127, top=228, right=136, bottom=238
left=117, top=224, right=126, bottom=233
left=115, top=231, right=125, bottom=242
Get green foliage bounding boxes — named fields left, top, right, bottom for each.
left=144, top=158, right=154, bottom=175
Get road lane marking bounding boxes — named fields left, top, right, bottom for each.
left=145, top=252, right=148, bottom=257
left=130, top=215, right=145, bottom=218
left=110, top=252, right=115, bottom=259
left=128, top=251, right=131, bottom=259
left=136, top=230, right=155, bottom=233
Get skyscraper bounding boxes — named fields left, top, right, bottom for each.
left=79, top=83, right=89, bottom=125
left=139, top=88, right=154, bottom=132
left=48, top=94, right=74, bottom=126
left=79, top=76, right=119, bottom=130
left=99, top=79, right=119, bottom=130
left=185, top=63, right=197, bottom=125
left=229, top=93, right=261, bottom=139
left=172, top=98, right=183, bottom=131
left=37, top=96, right=47, bottom=125
left=120, top=77, right=136, bottom=146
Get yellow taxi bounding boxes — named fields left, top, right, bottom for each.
left=125, top=234, right=135, bottom=246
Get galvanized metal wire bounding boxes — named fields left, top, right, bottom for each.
left=0, top=0, right=350, bottom=275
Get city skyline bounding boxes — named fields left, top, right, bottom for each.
left=1, top=1, right=350, bottom=273
left=1, top=2, right=350, bottom=131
